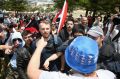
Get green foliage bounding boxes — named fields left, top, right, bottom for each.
left=31, top=7, right=39, bottom=12
left=53, top=0, right=79, bottom=12
left=10, top=0, right=28, bottom=12
left=39, top=7, right=44, bottom=12
left=53, top=0, right=120, bottom=15
left=0, top=0, right=6, bottom=10
left=79, top=0, right=120, bottom=14
left=0, top=0, right=28, bottom=12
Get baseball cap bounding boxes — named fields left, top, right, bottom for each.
left=65, top=36, right=99, bottom=74
left=87, top=26, right=104, bottom=38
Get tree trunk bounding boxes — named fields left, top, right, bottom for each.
left=92, top=9, right=97, bottom=17
left=92, top=9, right=97, bottom=23
left=85, top=9, right=89, bottom=17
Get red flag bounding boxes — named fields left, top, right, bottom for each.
left=57, top=0, right=68, bottom=33
left=52, top=9, right=62, bottom=23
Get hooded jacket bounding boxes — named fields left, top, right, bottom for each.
left=11, top=32, right=25, bottom=47
left=10, top=32, right=31, bottom=79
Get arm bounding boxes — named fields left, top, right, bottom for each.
left=60, top=54, right=65, bottom=71
left=46, top=52, right=62, bottom=61
left=0, top=45, right=12, bottom=50
left=43, top=52, right=62, bottom=70
left=27, top=37, right=47, bottom=79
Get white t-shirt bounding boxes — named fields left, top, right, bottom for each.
left=39, top=69, right=116, bottom=79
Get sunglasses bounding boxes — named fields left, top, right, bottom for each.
left=13, top=38, right=22, bottom=43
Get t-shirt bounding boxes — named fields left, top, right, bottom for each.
left=39, top=69, right=116, bottom=79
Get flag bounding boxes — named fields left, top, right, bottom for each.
left=52, top=9, right=62, bottom=23
left=57, top=0, right=68, bottom=33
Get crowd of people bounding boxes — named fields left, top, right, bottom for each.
left=0, top=9, right=120, bottom=79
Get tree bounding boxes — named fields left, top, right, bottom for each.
left=31, top=7, right=39, bottom=13
left=9, top=0, right=28, bottom=12
left=0, top=0, right=28, bottom=12
left=78, top=0, right=120, bottom=15
left=53, top=0, right=79, bottom=13
left=0, top=0, right=6, bottom=10
left=53, top=0, right=120, bottom=16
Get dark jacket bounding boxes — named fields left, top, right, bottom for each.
left=58, top=27, right=70, bottom=42
left=32, top=34, right=63, bottom=71
left=97, top=36, right=120, bottom=78
left=16, top=48, right=31, bottom=79
left=41, top=35, right=63, bottom=71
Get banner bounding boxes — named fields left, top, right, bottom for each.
left=57, top=0, right=68, bottom=33
left=52, top=9, right=62, bottom=23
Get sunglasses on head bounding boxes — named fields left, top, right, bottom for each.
left=13, top=38, right=22, bottom=42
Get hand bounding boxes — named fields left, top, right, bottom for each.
left=43, top=59, right=50, bottom=70
left=5, top=49, right=12, bottom=54
left=36, top=37, right=47, bottom=48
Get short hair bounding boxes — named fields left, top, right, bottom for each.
left=74, top=18, right=79, bottom=23
left=22, top=30, right=31, bottom=37
left=39, top=20, right=51, bottom=29
left=72, top=27, right=85, bottom=35
left=8, top=23, right=14, bottom=29
left=81, top=16, right=88, bottom=21
left=16, top=47, right=31, bottom=59
left=66, top=17, right=74, bottom=23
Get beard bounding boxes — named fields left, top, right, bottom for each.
left=42, top=32, right=50, bottom=38
left=67, top=26, right=72, bottom=32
